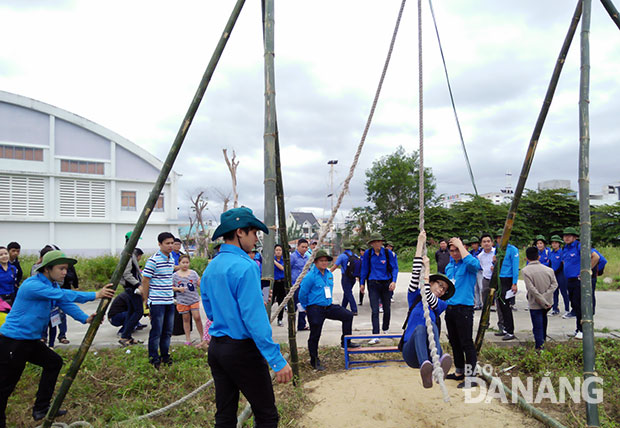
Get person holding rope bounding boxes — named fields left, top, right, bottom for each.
left=400, top=231, right=454, bottom=388
left=0, top=250, right=115, bottom=426
left=202, top=207, right=292, bottom=428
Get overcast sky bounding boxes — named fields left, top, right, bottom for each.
left=1, top=1, right=619, bottom=223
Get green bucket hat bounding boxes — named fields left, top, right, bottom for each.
left=550, top=235, right=563, bottom=243
left=211, top=207, right=269, bottom=241
left=313, top=249, right=333, bottom=262
left=429, top=273, right=455, bottom=301
left=385, top=241, right=394, bottom=247
left=366, top=233, right=384, bottom=246
left=469, top=236, right=480, bottom=244
left=37, top=250, right=77, bottom=272
left=462, top=238, right=470, bottom=245
left=125, top=231, right=142, bottom=240
left=534, top=234, right=547, bottom=244
left=563, top=227, right=579, bottom=237
left=495, top=229, right=504, bottom=237
left=342, top=240, right=353, bottom=249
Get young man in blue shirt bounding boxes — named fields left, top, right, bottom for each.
left=202, top=207, right=292, bottom=427
left=7, top=242, right=23, bottom=291
left=0, top=251, right=114, bottom=426
left=360, top=233, right=398, bottom=344
left=290, top=238, right=310, bottom=331
left=301, top=250, right=360, bottom=370
left=330, top=241, right=359, bottom=315
left=171, top=237, right=183, bottom=267
left=444, top=237, right=480, bottom=388
left=549, top=235, right=569, bottom=316
left=494, top=229, right=519, bottom=341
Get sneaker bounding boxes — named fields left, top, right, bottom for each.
left=446, top=373, right=464, bottom=381
left=150, top=360, right=161, bottom=370
left=574, top=331, right=583, bottom=340
left=277, top=320, right=283, bottom=327
left=494, top=330, right=506, bottom=337
left=310, top=358, right=325, bottom=371
left=379, top=304, right=384, bottom=313
left=390, top=298, right=395, bottom=303
left=457, top=378, right=476, bottom=389
left=382, top=330, right=389, bottom=335
left=439, top=354, right=453, bottom=379
left=368, top=338, right=380, bottom=345
left=33, top=407, right=67, bottom=421
left=420, top=360, right=433, bottom=388
left=550, top=310, right=560, bottom=316
left=562, top=311, right=576, bottom=319
left=342, top=341, right=361, bottom=349
left=352, top=312, right=358, bottom=316
left=502, top=333, right=516, bottom=341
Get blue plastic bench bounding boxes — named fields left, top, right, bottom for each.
left=344, top=334, right=403, bottom=369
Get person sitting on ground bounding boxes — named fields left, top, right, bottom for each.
left=401, top=231, right=454, bottom=388
left=522, top=247, right=558, bottom=350
left=0, top=250, right=114, bottom=426
left=119, top=247, right=146, bottom=345
left=172, top=254, right=204, bottom=346
left=299, top=249, right=360, bottom=371
left=108, top=290, right=143, bottom=345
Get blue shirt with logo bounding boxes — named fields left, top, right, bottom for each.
left=0, top=263, right=17, bottom=295
left=274, top=255, right=285, bottom=281
left=360, top=247, right=399, bottom=285
left=445, top=254, right=480, bottom=306
left=299, top=267, right=334, bottom=307
left=549, top=248, right=563, bottom=272
left=538, top=247, right=551, bottom=267
left=201, top=244, right=287, bottom=372
left=498, top=244, right=520, bottom=284
left=562, top=241, right=581, bottom=279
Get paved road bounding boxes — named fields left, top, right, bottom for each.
left=60, top=270, right=620, bottom=350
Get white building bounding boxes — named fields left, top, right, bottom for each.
left=286, top=212, right=320, bottom=240
left=0, top=91, right=181, bottom=255
left=590, top=183, right=620, bottom=206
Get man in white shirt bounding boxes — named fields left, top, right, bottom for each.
left=477, top=233, right=496, bottom=307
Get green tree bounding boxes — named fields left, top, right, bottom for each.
left=519, top=188, right=580, bottom=241
left=364, top=146, right=436, bottom=224
left=592, top=202, right=620, bottom=246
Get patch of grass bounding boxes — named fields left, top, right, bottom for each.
left=480, top=339, right=620, bottom=427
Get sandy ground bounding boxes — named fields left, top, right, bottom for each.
left=300, top=365, right=543, bottom=428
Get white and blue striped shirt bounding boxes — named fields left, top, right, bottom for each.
left=143, top=250, right=174, bottom=305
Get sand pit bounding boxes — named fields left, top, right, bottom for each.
left=300, top=365, right=542, bottom=428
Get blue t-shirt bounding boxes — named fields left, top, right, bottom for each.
left=274, top=256, right=285, bottom=281
left=562, top=241, right=581, bottom=279
left=0, top=263, right=17, bottom=295
left=549, top=248, right=563, bottom=272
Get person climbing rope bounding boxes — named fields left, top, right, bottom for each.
left=399, top=231, right=454, bottom=388
left=201, top=207, right=292, bottom=427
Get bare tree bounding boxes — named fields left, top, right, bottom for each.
left=223, top=148, right=239, bottom=208
left=190, top=190, right=210, bottom=258
left=212, top=187, right=231, bottom=213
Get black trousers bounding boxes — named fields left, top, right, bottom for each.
left=367, top=280, right=392, bottom=334
left=497, top=277, right=515, bottom=335
left=567, top=278, right=582, bottom=332
left=272, top=280, right=286, bottom=322
left=445, top=305, right=477, bottom=375
left=0, top=335, right=64, bottom=428
left=306, top=304, right=353, bottom=359
left=208, top=336, right=279, bottom=428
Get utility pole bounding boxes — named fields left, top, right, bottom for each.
left=327, top=159, right=338, bottom=244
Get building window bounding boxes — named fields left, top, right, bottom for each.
left=61, top=159, right=104, bottom=175
left=121, top=191, right=137, bottom=211
left=154, top=194, right=164, bottom=212
left=0, top=144, right=44, bottom=161
left=59, top=179, right=106, bottom=218
left=0, top=175, right=45, bottom=216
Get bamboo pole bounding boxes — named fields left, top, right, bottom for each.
left=578, top=0, right=600, bottom=425
left=275, top=130, right=300, bottom=380
left=600, top=0, right=620, bottom=29
left=41, top=2, right=247, bottom=426
left=475, top=0, right=583, bottom=352
left=262, top=0, right=276, bottom=317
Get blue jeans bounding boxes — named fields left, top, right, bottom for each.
left=402, top=324, right=443, bottom=368
left=58, top=310, right=67, bottom=339
left=529, top=308, right=549, bottom=349
left=552, top=271, right=570, bottom=312
left=340, top=276, right=358, bottom=313
left=148, top=304, right=175, bottom=364
left=368, top=280, right=392, bottom=334
left=121, top=292, right=144, bottom=339
left=109, top=312, right=127, bottom=328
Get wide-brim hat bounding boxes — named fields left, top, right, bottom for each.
left=469, top=236, right=480, bottom=244
left=429, top=273, right=455, bottom=301
left=534, top=234, right=547, bottom=244
left=563, top=227, right=579, bottom=237
left=211, top=207, right=269, bottom=241
left=463, top=238, right=471, bottom=245
left=313, top=249, right=333, bottom=262
left=37, top=250, right=77, bottom=271
left=494, top=229, right=504, bottom=237
left=342, top=240, right=353, bottom=249
left=550, top=235, right=563, bottom=243
left=366, top=233, right=384, bottom=246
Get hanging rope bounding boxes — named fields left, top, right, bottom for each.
left=427, top=0, right=478, bottom=196
left=269, top=0, right=408, bottom=323
left=417, top=0, right=450, bottom=403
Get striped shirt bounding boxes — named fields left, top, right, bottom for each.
left=143, top=250, right=175, bottom=305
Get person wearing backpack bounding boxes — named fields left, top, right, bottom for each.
left=330, top=241, right=361, bottom=315
left=400, top=231, right=454, bottom=388
left=360, top=233, right=399, bottom=344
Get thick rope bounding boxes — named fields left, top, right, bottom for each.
left=269, top=0, right=408, bottom=323
left=417, top=0, right=450, bottom=403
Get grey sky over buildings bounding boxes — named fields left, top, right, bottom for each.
left=1, top=1, right=618, bottom=222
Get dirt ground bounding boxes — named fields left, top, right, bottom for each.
left=299, top=364, right=543, bottom=428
